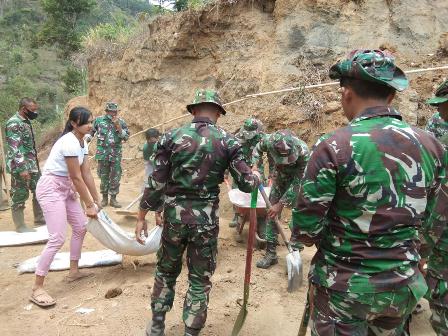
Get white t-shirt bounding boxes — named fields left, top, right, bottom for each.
left=43, top=132, right=88, bottom=176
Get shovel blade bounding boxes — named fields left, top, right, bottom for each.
left=231, top=306, right=248, bottom=336
left=286, top=250, right=303, bottom=292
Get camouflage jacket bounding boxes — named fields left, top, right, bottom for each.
left=5, top=113, right=39, bottom=174
left=140, top=116, right=258, bottom=213
left=236, top=132, right=274, bottom=174
left=142, top=141, right=157, bottom=161
left=426, top=112, right=448, bottom=148
left=291, top=106, right=446, bottom=293
left=90, top=115, right=130, bottom=161
left=251, top=133, right=309, bottom=206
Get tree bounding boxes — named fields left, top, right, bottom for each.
left=39, top=0, right=95, bottom=57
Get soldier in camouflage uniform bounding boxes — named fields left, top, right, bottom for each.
left=252, top=129, right=309, bottom=269
left=426, top=79, right=448, bottom=148
left=291, top=49, right=446, bottom=335
left=5, top=97, right=45, bottom=232
left=87, top=102, right=130, bottom=208
left=142, top=128, right=161, bottom=187
left=135, top=89, right=260, bottom=336
left=423, top=79, right=448, bottom=335
left=227, top=117, right=268, bottom=228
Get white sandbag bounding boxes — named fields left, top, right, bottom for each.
left=86, top=210, right=162, bottom=256
left=17, top=249, right=122, bottom=274
left=228, top=187, right=271, bottom=209
left=0, top=226, right=49, bottom=247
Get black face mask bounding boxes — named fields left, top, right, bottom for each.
left=24, top=108, right=38, bottom=120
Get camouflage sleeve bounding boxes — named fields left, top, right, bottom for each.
left=251, top=138, right=268, bottom=167
left=118, top=119, right=130, bottom=141
left=5, top=123, right=28, bottom=173
left=228, top=137, right=258, bottom=193
left=139, top=133, right=171, bottom=211
left=420, top=151, right=448, bottom=258
left=290, top=138, right=337, bottom=246
left=279, top=144, right=310, bottom=205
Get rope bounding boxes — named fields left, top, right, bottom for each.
left=125, top=64, right=448, bottom=141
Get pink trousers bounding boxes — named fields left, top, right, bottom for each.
left=35, top=174, right=87, bottom=276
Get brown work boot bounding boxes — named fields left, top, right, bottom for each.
left=12, top=207, right=35, bottom=233
left=256, top=243, right=278, bottom=269
left=101, top=194, right=108, bottom=207
left=109, top=195, right=121, bottom=208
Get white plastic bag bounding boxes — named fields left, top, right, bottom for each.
left=228, top=187, right=271, bottom=209
left=86, top=210, right=162, bottom=256
left=0, top=226, right=48, bottom=247
left=17, top=249, right=122, bottom=274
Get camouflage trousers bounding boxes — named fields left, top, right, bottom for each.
left=425, top=271, right=448, bottom=336
left=151, top=198, right=219, bottom=330
left=97, top=160, right=122, bottom=196
left=11, top=171, right=40, bottom=210
left=310, top=275, right=427, bottom=336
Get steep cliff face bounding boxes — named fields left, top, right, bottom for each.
left=86, top=0, right=448, bottom=150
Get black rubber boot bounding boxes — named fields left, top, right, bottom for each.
left=12, top=207, right=35, bottom=233
left=32, top=196, right=46, bottom=226
left=109, top=195, right=121, bottom=208
left=184, top=326, right=201, bottom=336
left=256, top=243, right=278, bottom=269
left=101, top=194, right=108, bottom=207
left=145, top=312, right=165, bottom=336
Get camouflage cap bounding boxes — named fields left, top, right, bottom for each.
left=105, top=102, right=119, bottom=112
left=329, top=49, right=408, bottom=91
left=427, top=79, right=448, bottom=106
left=145, top=128, right=161, bottom=138
left=186, top=89, right=227, bottom=115
left=268, top=129, right=300, bottom=165
left=239, top=117, right=264, bottom=140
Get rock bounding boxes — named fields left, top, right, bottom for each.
left=323, top=101, right=340, bottom=115
left=105, top=287, right=123, bottom=299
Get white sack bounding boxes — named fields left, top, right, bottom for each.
left=17, top=249, right=122, bottom=274
left=0, top=226, right=48, bottom=247
left=228, top=187, right=271, bottom=209
left=86, top=210, right=162, bottom=256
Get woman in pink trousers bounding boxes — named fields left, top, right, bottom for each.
left=30, top=106, right=100, bottom=307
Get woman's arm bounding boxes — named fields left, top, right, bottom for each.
left=66, top=157, right=97, bottom=218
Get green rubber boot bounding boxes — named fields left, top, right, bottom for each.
left=12, top=207, right=35, bottom=233
left=185, top=326, right=201, bottom=336
left=101, top=194, right=108, bottom=207
left=33, top=196, right=46, bottom=226
left=109, top=195, right=121, bottom=208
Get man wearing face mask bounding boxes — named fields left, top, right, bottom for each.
left=86, top=102, right=129, bottom=208
left=251, top=129, right=309, bottom=269
left=5, top=97, right=45, bottom=232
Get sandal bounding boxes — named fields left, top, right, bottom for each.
left=29, top=288, right=56, bottom=307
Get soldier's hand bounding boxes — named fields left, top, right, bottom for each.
left=418, top=258, right=427, bottom=276
left=155, top=212, right=163, bottom=227
left=19, top=171, right=31, bottom=181
left=135, top=219, right=148, bottom=245
left=267, top=202, right=283, bottom=219
left=252, top=170, right=262, bottom=186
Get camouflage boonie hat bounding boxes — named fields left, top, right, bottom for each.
left=105, top=102, right=119, bottom=112
left=240, top=117, right=263, bottom=140
left=427, top=79, right=448, bottom=106
left=329, top=49, right=408, bottom=91
left=145, top=128, right=161, bottom=138
left=186, top=89, right=227, bottom=115
left=268, top=130, right=299, bottom=165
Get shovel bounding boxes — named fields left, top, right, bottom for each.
left=114, top=193, right=143, bottom=216
left=231, top=188, right=258, bottom=336
left=258, top=185, right=303, bottom=292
